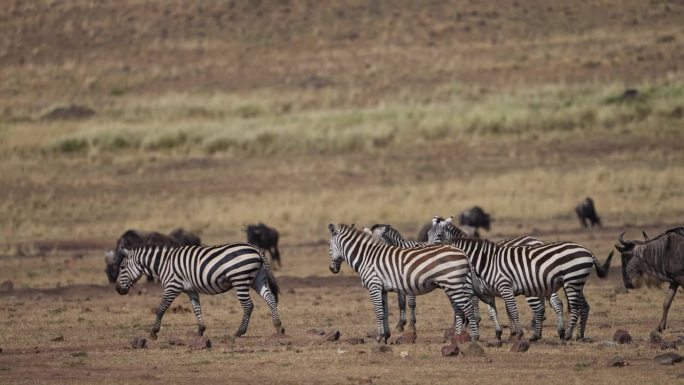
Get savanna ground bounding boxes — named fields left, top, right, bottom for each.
left=1, top=0, right=684, bottom=384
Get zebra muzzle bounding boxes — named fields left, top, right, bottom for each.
left=115, top=285, right=129, bottom=295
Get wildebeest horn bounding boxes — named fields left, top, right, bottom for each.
left=615, top=232, right=635, bottom=252
left=641, top=230, right=649, bottom=241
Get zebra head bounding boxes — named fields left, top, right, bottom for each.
left=115, top=248, right=144, bottom=295
left=369, top=224, right=405, bottom=246
left=427, top=216, right=452, bottom=244
left=327, top=223, right=345, bottom=274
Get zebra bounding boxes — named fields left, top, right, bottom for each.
left=430, top=217, right=566, bottom=339
left=328, top=223, right=479, bottom=343
left=427, top=216, right=613, bottom=341
left=115, top=243, right=285, bottom=339
left=369, top=223, right=564, bottom=340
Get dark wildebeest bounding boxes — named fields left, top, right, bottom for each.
left=245, top=223, right=281, bottom=269
left=616, top=228, right=684, bottom=332
left=104, top=228, right=202, bottom=283
left=575, top=197, right=601, bottom=228
left=458, top=206, right=491, bottom=235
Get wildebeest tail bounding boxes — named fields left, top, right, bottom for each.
left=594, top=251, right=613, bottom=278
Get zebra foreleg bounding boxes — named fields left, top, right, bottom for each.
left=526, top=297, right=544, bottom=341
left=186, top=291, right=206, bottom=336
left=233, top=284, right=254, bottom=337
left=576, top=294, right=590, bottom=340
left=499, top=286, right=523, bottom=339
left=396, top=294, right=407, bottom=332
left=563, top=286, right=582, bottom=341
left=407, top=295, right=417, bottom=332
left=369, top=286, right=390, bottom=343
left=486, top=303, right=503, bottom=340
left=151, top=287, right=181, bottom=340
left=549, top=293, right=565, bottom=339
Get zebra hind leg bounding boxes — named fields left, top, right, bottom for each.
left=150, top=287, right=181, bottom=340
left=233, top=284, right=254, bottom=337
left=407, top=295, right=417, bottom=332
left=549, top=293, right=565, bottom=340
left=563, top=286, right=583, bottom=341
left=252, top=272, right=285, bottom=334
left=499, top=286, right=523, bottom=339
left=486, top=303, right=503, bottom=340
left=396, top=294, right=407, bottom=332
left=445, top=287, right=479, bottom=341
left=369, top=286, right=390, bottom=343
left=526, top=297, right=544, bottom=341
left=187, top=291, right=206, bottom=336
left=576, top=294, right=590, bottom=340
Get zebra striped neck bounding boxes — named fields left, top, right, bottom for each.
left=336, top=229, right=391, bottom=273
left=448, top=238, right=499, bottom=269
left=132, top=246, right=168, bottom=280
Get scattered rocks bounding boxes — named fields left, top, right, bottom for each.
left=0, top=280, right=13, bottom=291
left=324, top=330, right=341, bottom=342
left=654, top=352, right=683, bottom=365
left=305, top=328, right=326, bottom=336
left=462, top=342, right=486, bottom=357
left=606, top=356, right=628, bottom=367
left=168, top=336, right=185, bottom=346
left=50, top=335, right=64, bottom=342
left=131, top=337, right=147, bottom=349
left=395, top=331, right=416, bottom=345
left=371, top=345, right=392, bottom=354
left=486, top=339, right=503, bottom=348
left=613, top=329, right=632, bottom=344
left=343, top=338, right=365, bottom=345
left=510, top=340, right=530, bottom=353
left=41, top=104, right=95, bottom=121
left=441, top=343, right=461, bottom=357
left=187, top=336, right=211, bottom=350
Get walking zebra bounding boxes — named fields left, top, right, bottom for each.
left=428, top=217, right=613, bottom=341
left=115, top=243, right=285, bottom=339
left=430, top=217, right=566, bottom=339
left=328, top=223, right=479, bottom=343
left=369, top=223, right=564, bottom=340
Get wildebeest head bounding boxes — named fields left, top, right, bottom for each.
left=616, top=232, right=638, bottom=289
left=459, top=206, right=491, bottom=231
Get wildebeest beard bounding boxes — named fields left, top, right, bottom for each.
left=623, top=241, right=672, bottom=289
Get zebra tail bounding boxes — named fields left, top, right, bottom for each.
left=257, top=249, right=280, bottom=304
left=594, top=251, right=614, bottom=278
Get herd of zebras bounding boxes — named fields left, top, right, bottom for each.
left=115, top=214, right=618, bottom=346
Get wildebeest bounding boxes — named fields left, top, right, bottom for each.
left=458, top=206, right=491, bottom=234
left=575, top=197, right=601, bottom=228
left=105, top=228, right=202, bottom=283
left=616, top=227, right=684, bottom=332
left=245, top=223, right=281, bottom=269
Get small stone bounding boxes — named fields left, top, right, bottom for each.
left=462, top=342, right=486, bottom=357
left=50, top=335, right=64, bottom=342
left=400, top=351, right=409, bottom=358
left=168, top=336, right=185, bottom=346
left=486, top=339, right=503, bottom=348
left=607, top=356, right=628, bottom=367
left=0, top=280, right=13, bottom=291
left=654, top=352, right=683, bottom=365
left=305, top=328, right=326, bottom=336
left=187, top=336, right=211, bottom=350
left=343, top=338, right=365, bottom=345
left=131, top=337, right=147, bottom=349
left=450, top=331, right=471, bottom=345
left=613, top=329, right=632, bottom=344
left=441, top=343, right=460, bottom=357
left=324, top=330, right=341, bottom=341
left=510, top=340, right=530, bottom=353
left=395, top=331, right=416, bottom=344
left=371, top=345, right=392, bottom=354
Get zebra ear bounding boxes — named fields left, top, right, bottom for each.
left=446, top=216, right=453, bottom=223
left=363, top=227, right=372, bottom=234
left=328, top=223, right=338, bottom=236
left=432, top=216, right=440, bottom=225
left=120, top=247, right=131, bottom=258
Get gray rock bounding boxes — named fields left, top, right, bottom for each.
left=187, top=336, right=211, bottom=350
left=168, top=336, right=185, bottom=346
left=306, top=328, right=326, bottom=336
left=131, top=337, right=147, bottom=349
left=607, top=356, right=628, bottom=367
left=654, top=352, right=683, bottom=365
left=324, top=330, right=341, bottom=341
left=613, top=329, right=632, bottom=344
left=395, top=331, right=416, bottom=344
left=50, top=335, right=64, bottom=342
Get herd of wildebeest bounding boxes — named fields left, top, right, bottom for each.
left=108, top=197, right=684, bottom=347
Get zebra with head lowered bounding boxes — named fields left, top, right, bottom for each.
left=328, top=223, right=479, bottom=343
left=616, top=228, right=684, bottom=332
left=369, top=222, right=564, bottom=340
left=115, top=243, right=285, bottom=339
left=428, top=216, right=613, bottom=341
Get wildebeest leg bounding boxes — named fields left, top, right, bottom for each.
left=549, top=293, right=565, bottom=340
left=233, top=283, right=254, bottom=337
left=396, top=294, right=407, bottom=332
left=271, top=245, right=281, bottom=269
left=151, top=287, right=181, bottom=340
left=186, top=291, right=206, bottom=336
left=657, top=282, right=679, bottom=332
left=369, top=285, right=390, bottom=343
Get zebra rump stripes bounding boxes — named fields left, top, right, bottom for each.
left=328, top=223, right=479, bottom=343
left=115, top=243, right=285, bottom=339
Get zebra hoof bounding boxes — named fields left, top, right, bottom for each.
left=234, top=330, right=246, bottom=338
left=557, top=330, right=565, bottom=340
left=149, top=332, right=158, bottom=340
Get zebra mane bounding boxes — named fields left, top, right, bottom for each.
left=339, top=224, right=386, bottom=246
